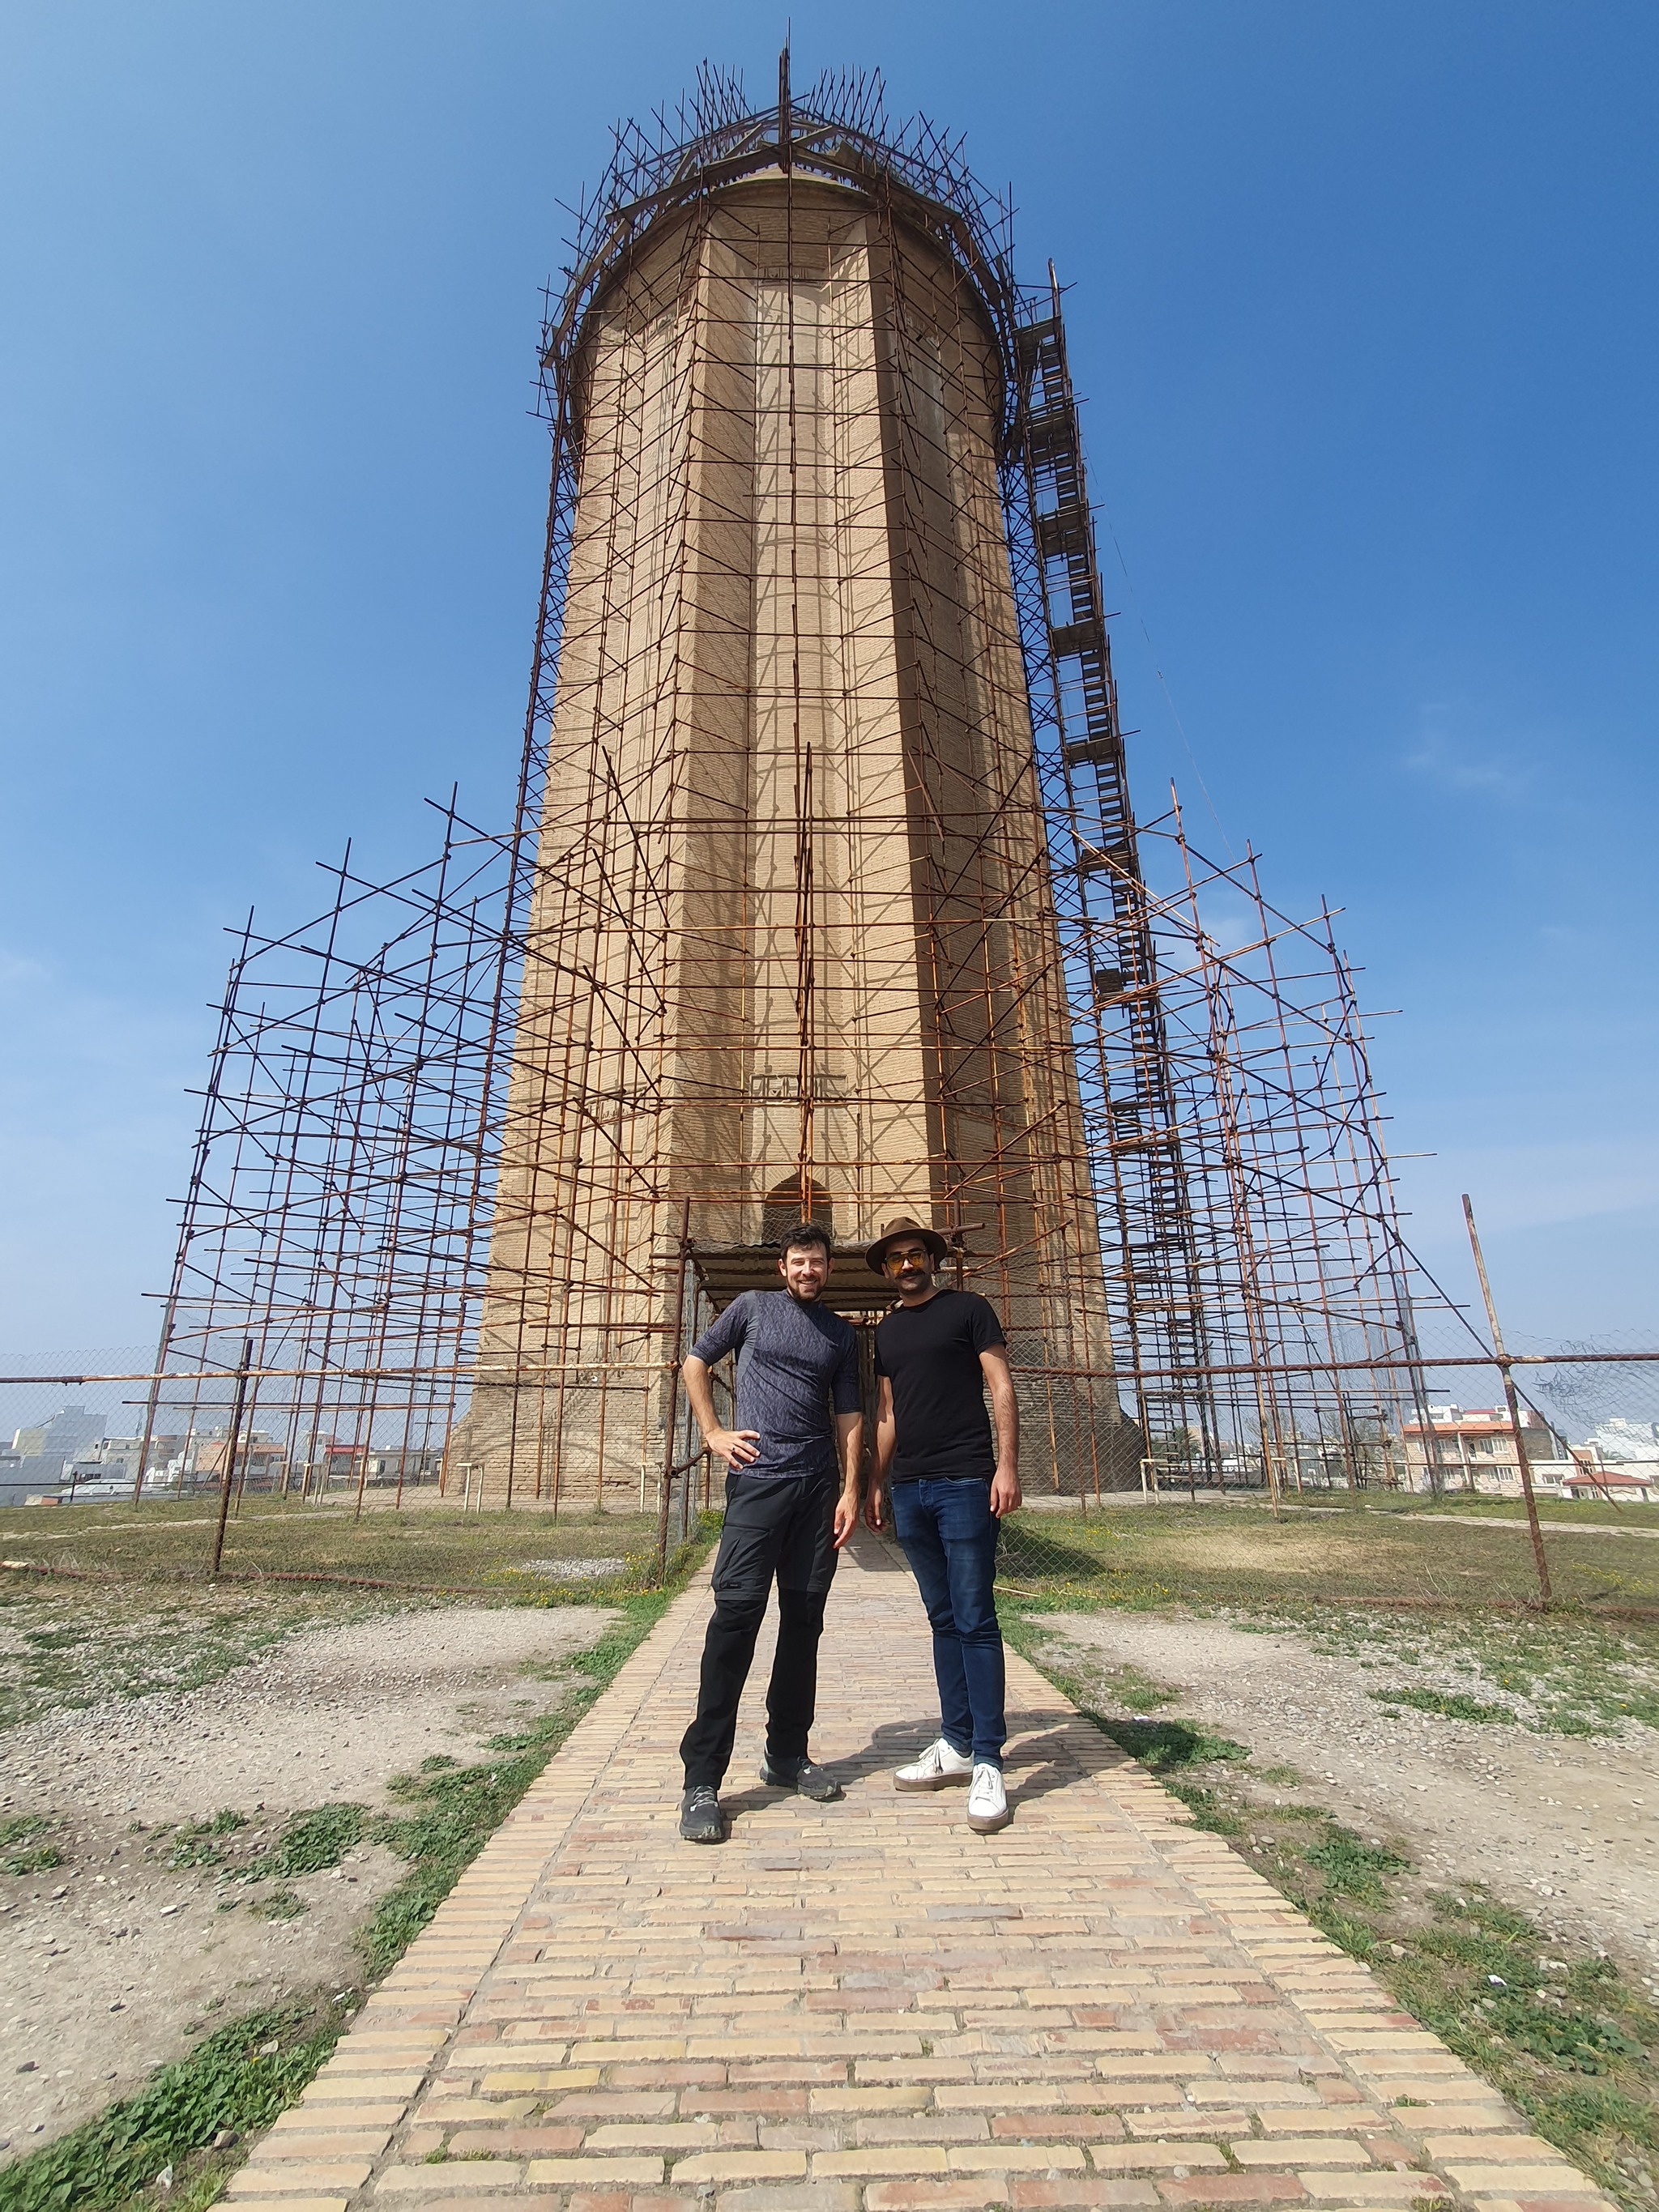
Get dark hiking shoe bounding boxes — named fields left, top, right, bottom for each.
left=758, top=1754, right=843, bottom=1802
left=679, top=1784, right=727, bottom=1843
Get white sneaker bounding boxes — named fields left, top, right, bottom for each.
left=893, top=1737, right=974, bottom=1792
left=966, top=1762, right=1010, bottom=1833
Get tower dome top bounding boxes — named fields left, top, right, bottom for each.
left=539, top=56, right=1030, bottom=455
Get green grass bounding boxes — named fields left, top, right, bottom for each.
left=262, top=1803, right=366, bottom=1878
left=245, top=1887, right=305, bottom=1922
left=995, top=1498, right=1659, bottom=1613
left=1310, top=1609, right=1659, bottom=1738
left=0, top=1507, right=715, bottom=1735
left=1081, top=1660, right=1185, bottom=1715
left=0, top=1813, right=62, bottom=1876
left=1371, top=1685, right=1517, bottom=1724
left=1012, top=1619, right=1659, bottom=2212
left=1088, top=1712, right=1252, bottom=1775
left=0, top=1537, right=714, bottom=2210
left=1380, top=1494, right=1659, bottom=1529
left=1300, top=1827, right=1411, bottom=1902
left=167, top=1811, right=249, bottom=1870
left=996, top=1501, right=1659, bottom=1739
left=0, top=1582, right=403, bottom=1730
left=0, top=1498, right=677, bottom=1593
left=0, top=1997, right=344, bottom=2212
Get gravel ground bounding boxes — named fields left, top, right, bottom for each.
left=0, top=1605, right=612, bottom=2154
left=1033, top=1610, right=1659, bottom=1988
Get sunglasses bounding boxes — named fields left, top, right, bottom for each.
left=883, top=1247, right=932, bottom=1271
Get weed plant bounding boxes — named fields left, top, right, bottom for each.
left=0, top=1997, right=343, bottom=2212
left=1371, top=1686, right=1517, bottom=1724
left=0, top=1815, right=62, bottom=1877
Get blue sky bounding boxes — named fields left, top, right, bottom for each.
left=0, top=0, right=1653, bottom=1357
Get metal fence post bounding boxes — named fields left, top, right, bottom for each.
left=1462, top=1196, right=1552, bottom=1609
left=208, top=1339, right=254, bottom=1580
left=655, top=1200, right=693, bottom=1582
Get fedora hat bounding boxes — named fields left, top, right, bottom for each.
left=866, top=1216, right=949, bottom=1276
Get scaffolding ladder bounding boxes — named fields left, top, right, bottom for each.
left=1013, top=285, right=1220, bottom=1474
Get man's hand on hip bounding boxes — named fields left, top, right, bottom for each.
left=706, top=1427, right=761, bottom=1468
left=990, top=1467, right=1022, bottom=1517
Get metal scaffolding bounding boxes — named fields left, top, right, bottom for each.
left=132, top=800, right=518, bottom=1511
left=137, top=62, right=1444, bottom=1528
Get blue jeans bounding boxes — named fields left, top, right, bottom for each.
left=890, top=1477, right=1005, bottom=1768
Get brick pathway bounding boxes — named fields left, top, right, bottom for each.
left=224, top=1531, right=1611, bottom=2212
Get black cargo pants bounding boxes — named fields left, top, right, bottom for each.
left=678, top=1468, right=838, bottom=1790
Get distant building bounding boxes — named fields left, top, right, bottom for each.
left=1582, top=1418, right=1659, bottom=1465
left=1401, top=1404, right=1571, bottom=1495
left=88, top=1435, right=144, bottom=1483
left=8, top=1404, right=106, bottom=1474
left=194, top=1435, right=288, bottom=1490
left=56, top=1436, right=150, bottom=1501
left=1562, top=1464, right=1658, bottom=1503
left=2, top=1406, right=113, bottom=1503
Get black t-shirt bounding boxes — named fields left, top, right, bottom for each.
left=874, top=1289, right=1007, bottom=1482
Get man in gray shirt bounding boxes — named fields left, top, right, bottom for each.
left=677, top=1221, right=862, bottom=1842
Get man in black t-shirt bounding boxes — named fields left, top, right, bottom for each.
left=864, top=1217, right=1021, bottom=1834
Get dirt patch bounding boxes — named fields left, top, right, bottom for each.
left=1031, top=1609, right=1659, bottom=1988
left=0, top=1604, right=612, bottom=2154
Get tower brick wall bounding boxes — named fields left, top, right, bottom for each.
left=454, top=173, right=1129, bottom=1507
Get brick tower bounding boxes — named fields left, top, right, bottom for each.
left=454, top=66, right=1130, bottom=1506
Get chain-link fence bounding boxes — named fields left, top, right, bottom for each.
left=986, top=1340, right=1659, bottom=1617
left=3, top=1337, right=1655, bottom=1602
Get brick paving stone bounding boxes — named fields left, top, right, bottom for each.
left=1297, top=2177, right=1443, bottom=2203
left=1231, top=2143, right=1373, bottom=2169
left=1423, top=2137, right=1572, bottom=2164
left=227, top=2165, right=373, bottom=2194
left=1488, top=2199, right=1631, bottom=2212
left=862, top=2188, right=1010, bottom=2212
left=1009, top=2187, right=1160, bottom=2210
left=524, top=2157, right=667, bottom=2185
left=674, top=2153, right=809, bottom=2183
left=1157, top=2179, right=1309, bottom=2206
left=1090, top=2145, right=1230, bottom=2172
left=990, top=2113, right=1126, bottom=2142
left=946, top=2145, right=1087, bottom=2173
left=1440, top=2169, right=1604, bottom=2196
left=373, top=2167, right=527, bottom=2194
left=1126, top=2109, right=1251, bottom=2137
left=1390, top=2106, right=1512, bottom=2131
left=224, top=2201, right=351, bottom=2212
left=254, top=2136, right=397, bottom=2165
left=716, top=2190, right=860, bottom=2212
left=215, top=1536, right=1620, bottom=2212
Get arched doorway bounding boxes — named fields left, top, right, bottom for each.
left=760, top=1175, right=834, bottom=1250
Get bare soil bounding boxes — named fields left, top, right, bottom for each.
left=0, top=1605, right=612, bottom=2154
left=1034, top=1609, right=1659, bottom=1988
